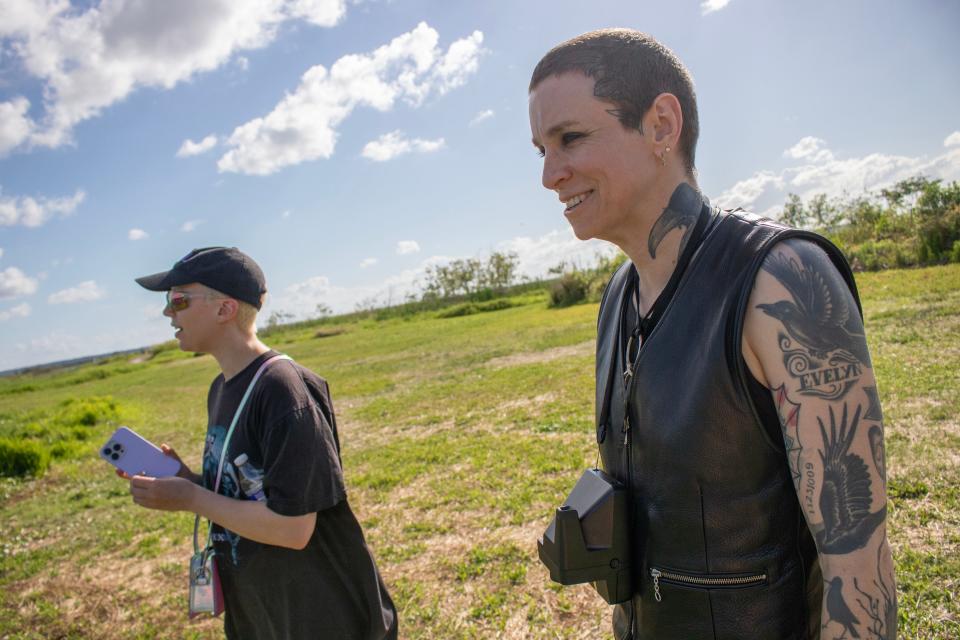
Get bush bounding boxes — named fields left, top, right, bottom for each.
left=548, top=272, right=589, bottom=308
left=437, top=299, right=515, bottom=319
left=0, top=438, right=50, bottom=478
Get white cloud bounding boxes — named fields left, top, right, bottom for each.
left=498, top=228, right=615, bottom=279
left=0, top=97, right=35, bottom=155
left=48, top=280, right=106, bottom=304
left=0, top=186, right=85, bottom=227
left=469, top=109, right=494, bottom=127
left=181, top=219, right=204, bottom=232
left=0, top=302, right=31, bottom=321
left=281, top=209, right=292, bottom=219
left=784, top=136, right=834, bottom=163
left=0, top=0, right=347, bottom=155
left=216, top=22, right=484, bottom=175
left=701, top=0, right=733, bottom=15
left=396, top=240, right=420, bottom=255
left=176, top=134, right=218, bottom=157
left=236, top=55, right=250, bottom=71
left=0, top=267, right=39, bottom=299
left=128, top=228, right=148, bottom=240
left=715, top=133, right=960, bottom=213
left=359, top=257, right=378, bottom=268
left=361, top=130, right=444, bottom=162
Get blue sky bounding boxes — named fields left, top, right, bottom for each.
left=1, top=0, right=958, bottom=371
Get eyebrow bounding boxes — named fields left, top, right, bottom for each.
left=532, top=119, right=581, bottom=146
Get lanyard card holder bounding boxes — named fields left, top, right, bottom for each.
left=187, top=353, right=292, bottom=619
left=189, top=546, right=224, bottom=618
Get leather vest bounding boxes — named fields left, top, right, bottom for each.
left=595, top=209, right=861, bottom=639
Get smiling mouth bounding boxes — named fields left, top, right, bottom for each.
left=564, top=190, right=593, bottom=212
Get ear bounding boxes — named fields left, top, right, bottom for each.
left=216, top=298, right=240, bottom=324
left=646, top=92, right=683, bottom=151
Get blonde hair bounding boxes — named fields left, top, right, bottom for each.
left=195, top=284, right=260, bottom=332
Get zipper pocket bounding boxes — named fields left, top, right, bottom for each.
left=649, top=567, right=767, bottom=602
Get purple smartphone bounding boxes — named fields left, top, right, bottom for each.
left=100, top=426, right=180, bottom=477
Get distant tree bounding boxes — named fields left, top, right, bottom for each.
left=314, top=303, right=332, bottom=319
left=780, top=193, right=808, bottom=228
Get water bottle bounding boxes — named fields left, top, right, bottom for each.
left=233, top=453, right=266, bottom=501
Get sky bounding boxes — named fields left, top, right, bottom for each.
left=1, top=0, right=958, bottom=372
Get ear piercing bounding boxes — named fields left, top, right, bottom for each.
left=660, top=146, right=671, bottom=166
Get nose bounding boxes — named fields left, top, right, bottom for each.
left=541, top=150, right=571, bottom=191
left=162, top=303, right=174, bottom=318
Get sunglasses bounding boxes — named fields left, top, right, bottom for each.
left=165, top=290, right=222, bottom=312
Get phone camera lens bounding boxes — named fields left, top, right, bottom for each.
left=102, top=448, right=111, bottom=456
left=112, top=443, right=122, bottom=451
left=111, top=453, right=120, bottom=460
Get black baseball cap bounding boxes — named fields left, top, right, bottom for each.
left=135, top=247, right=267, bottom=309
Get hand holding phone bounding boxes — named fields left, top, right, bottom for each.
left=100, top=426, right=181, bottom=478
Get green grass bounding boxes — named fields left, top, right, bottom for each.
left=1, top=266, right=958, bottom=638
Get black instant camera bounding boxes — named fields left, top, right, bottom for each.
left=537, top=468, right=632, bottom=604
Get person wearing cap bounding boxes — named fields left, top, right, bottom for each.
left=529, top=31, right=895, bottom=638
left=127, top=247, right=398, bottom=639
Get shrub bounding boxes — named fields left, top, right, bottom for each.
left=548, top=272, right=589, bottom=308
left=437, top=299, right=515, bottom=319
left=0, top=438, right=50, bottom=478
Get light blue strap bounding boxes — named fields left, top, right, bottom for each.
left=193, top=354, right=292, bottom=554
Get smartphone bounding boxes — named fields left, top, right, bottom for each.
left=100, top=426, right=180, bottom=477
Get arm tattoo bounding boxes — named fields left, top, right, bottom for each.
left=852, top=535, right=898, bottom=639
left=757, top=244, right=871, bottom=400
left=816, top=403, right=886, bottom=554
left=863, top=386, right=883, bottom=422
left=648, top=182, right=700, bottom=259
left=774, top=385, right=820, bottom=515
left=867, top=425, right=886, bottom=485
left=824, top=576, right=861, bottom=638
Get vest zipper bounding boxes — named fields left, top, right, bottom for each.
left=649, top=567, right=768, bottom=602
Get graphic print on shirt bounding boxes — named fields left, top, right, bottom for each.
left=202, top=424, right=243, bottom=565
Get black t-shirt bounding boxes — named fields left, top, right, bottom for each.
left=202, top=351, right=397, bottom=640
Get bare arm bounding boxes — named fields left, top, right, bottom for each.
left=128, top=475, right=316, bottom=550
left=744, top=238, right=897, bottom=639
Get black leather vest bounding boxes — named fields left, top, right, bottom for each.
left=595, top=209, right=860, bottom=639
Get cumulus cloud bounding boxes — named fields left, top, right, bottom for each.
left=469, top=109, right=494, bottom=127
left=701, top=0, right=733, bottom=14
left=0, top=0, right=347, bottom=155
left=396, top=240, right=420, bottom=255
left=176, top=134, right=218, bottom=157
left=0, top=186, right=85, bottom=227
left=128, top=228, right=148, bottom=240
left=48, top=280, right=106, bottom=304
left=498, top=228, right=615, bottom=279
left=715, top=132, right=960, bottom=214
left=0, top=302, right=31, bottom=321
left=784, top=136, right=834, bottom=163
left=216, top=22, right=484, bottom=175
left=361, top=130, right=444, bottom=161
left=359, top=257, right=377, bottom=268
left=0, top=97, right=35, bottom=156
left=0, top=266, right=39, bottom=299
left=181, top=219, right=203, bottom=232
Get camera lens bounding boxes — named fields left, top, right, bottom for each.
left=102, top=448, right=111, bottom=456
left=113, top=443, right=122, bottom=451
left=111, top=453, right=120, bottom=460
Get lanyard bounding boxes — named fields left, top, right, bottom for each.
left=193, top=353, right=292, bottom=555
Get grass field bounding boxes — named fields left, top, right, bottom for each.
left=1, top=264, right=958, bottom=639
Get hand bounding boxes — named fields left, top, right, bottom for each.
left=129, top=475, right=197, bottom=512
left=160, top=442, right=193, bottom=480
